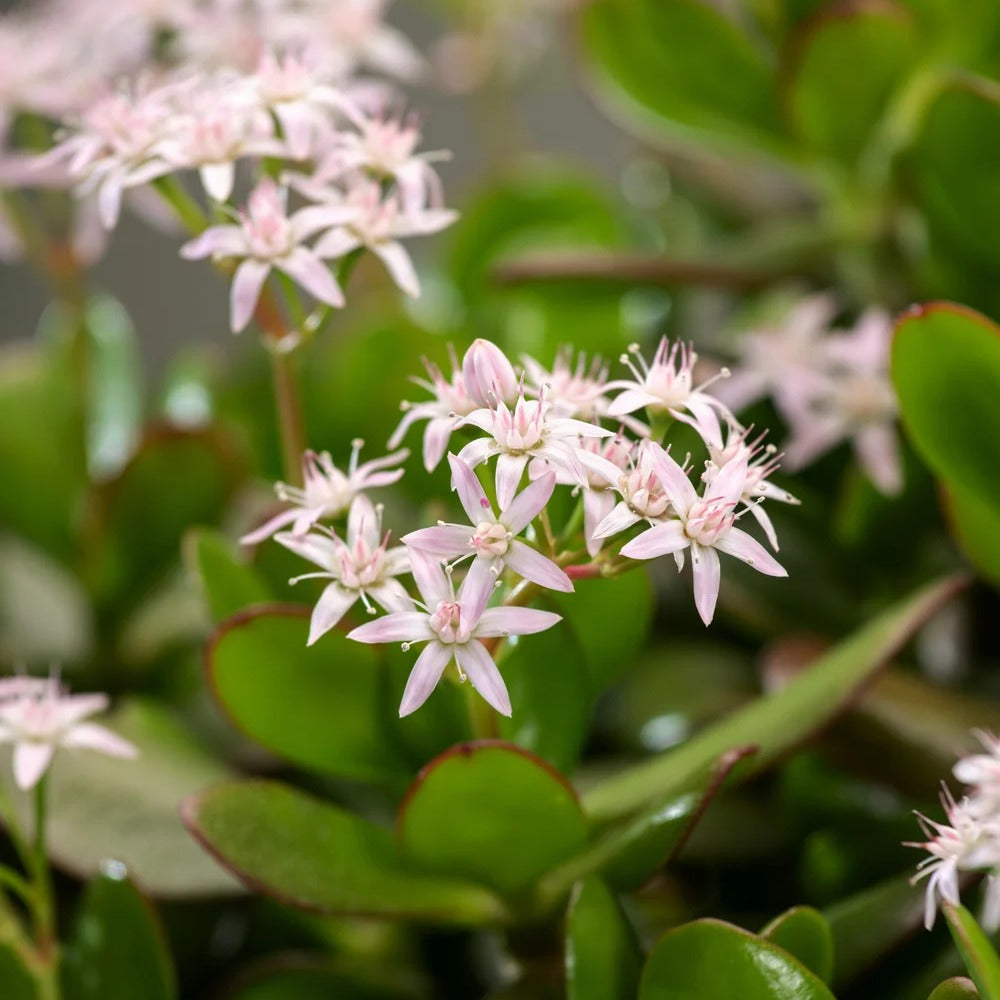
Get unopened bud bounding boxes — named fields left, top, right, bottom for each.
left=462, top=338, right=518, bottom=408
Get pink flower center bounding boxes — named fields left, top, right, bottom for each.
left=685, top=498, right=735, bottom=546
left=494, top=399, right=545, bottom=453
left=471, top=521, right=509, bottom=557
left=242, top=187, right=293, bottom=258
left=430, top=600, right=463, bottom=643
left=620, top=464, right=669, bottom=519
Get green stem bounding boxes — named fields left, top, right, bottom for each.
left=151, top=175, right=206, bottom=234
left=269, top=346, right=308, bottom=487
left=31, top=778, right=55, bottom=959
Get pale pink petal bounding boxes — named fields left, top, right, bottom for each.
left=455, top=641, right=511, bottom=716
left=347, top=494, right=379, bottom=550
left=55, top=693, right=110, bottom=726
left=276, top=531, right=339, bottom=570
left=455, top=436, right=497, bottom=470
left=608, top=388, right=661, bottom=417
left=200, top=162, right=235, bottom=202
left=691, top=543, right=721, bottom=626
left=502, top=473, right=555, bottom=534
left=97, top=173, right=124, bottom=229
left=650, top=443, right=698, bottom=511
left=180, top=225, right=246, bottom=259
left=459, top=558, right=495, bottom=632
left=372, top=240, right=420, bottom=297
left=707, top=454, right=749, bottom=506
left=476, top=606, right=562, bottom=638
left=240, top=507, right=299, bottom=546
left=307, top=584, right=358, bottom=645
left=854, top=423, right=902, bottom=496
left=230, top=258, right=271, bottom=333
left=368, top=578, right=414, bottom=614
left=714, top=527, right=787, bottom=577
left=291, top=204, right=359, bottom=242
left=504, top=541, right=573, bottom=593
left=278, top=248, right=344, bottom=308
left=495, top=453, right=529, bottom=510
left=448, top=453, right=494, bottom=523
left=399, top=641, right=452, bottom=717
left=348, top=611, right=433, bottom=644
left=388, top=405, right=428, bottom=450
left=60, top=723, right=137, bottom=758
left=592, top=501, right=641, bottom=540
left=402, top=524, right=471, bottom=558
left=583, top=490, right=614, bottom=557
left=423, top=417, right=454, bottom=471
left=621, top=520, right=689, bottom=561
left=13, top=742, right=54, bottom=790
left=275, top=103, right=313, bottom=158
left=409, top=549, right=451, bottom=605
left=745, top=501, right=779, bottom=551
left=313, top=228, right=363, bottom=260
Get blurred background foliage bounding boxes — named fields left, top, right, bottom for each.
left=4, top=0, right=1000, bottom=998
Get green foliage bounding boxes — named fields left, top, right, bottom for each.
left=760, top=906, right=835, bottom=985
left=943, top=904, right=1000, bottom=1000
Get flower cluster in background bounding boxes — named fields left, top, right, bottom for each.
left=721, top=296, right=901, bottom=496
left=7, top=0, right=454, bottom=327
left=243, top=335, right=796, bottom=717
left=909, top=731, right=1000, bottom=931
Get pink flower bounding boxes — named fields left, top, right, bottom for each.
left=277, top=494, right=412, bottom=645
left=388, top=347, right=477, bottom=470
left=241, top=440, right=409, bottom=545
left=462, top=338, right=519, bottom=409
left=457, top=391, right=613, bottom=508
left=404, top=454, right=572, bottom=593
left=907, top=788, right=1000, bottom=929
left=607, top=339, right=732, bottom=444
left=781, top=308, right=901, bottom=496
left=313, top=0, right=424, bottom=82
left=589, top=438, right=671, bottom=540
left=348, top=550, right=561, bottom=716
left=180, top=178, right=352, bottom=332
left=0, top=676, right=137, bottom=790
left=618, top=445, right=786, bottom=625
left=309, top=176, right=457, bottom=298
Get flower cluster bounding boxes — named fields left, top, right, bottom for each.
left=720, top=297, right=901, bottom=495
left=0, top=674, right=137, bottom=790
left=908, top=731, right=1000, bottom=930
left=245, top=336, right=795, bottom=717
left=16, top=0, right=453, bottom=326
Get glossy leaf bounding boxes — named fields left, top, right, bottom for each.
left=909, top=78, right=1000, bottom=270
left=61, top=868, right=176, bottom=1000
left=2, top=699, right=241, bottom=898
left=928, top=978, right=981, bottom=1000
left=183, top=779, right=506, bottom=924
left=784, top=1, right=918, bottom=162
left=583, top=574, right=964, bottom=823
left=184, top=528, right=271, bottom=622
left=565, top=878, right=642, bottom=1000
left=0, top=943, right=38, bottom=1000
left=639, top=919, right=836, bottom=999
left=581, top=0, right=783, bottom=149
left=497, top=622, right=591, bottom=773
left=223, top=955, right=422, bottom=1000
left=397, top=742, right=587, bottom=897
left=206, top=605, right=406, bottom=782
left=893, top=302, right=1000, bottom=506
left=943, top=903, right=1000, bottom=1000
left=944, top=485, right=1000, bottom=586
left=761, top=906, right=835, bottom=985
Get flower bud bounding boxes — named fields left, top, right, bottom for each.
left=462, top=338, right=518, bottom=407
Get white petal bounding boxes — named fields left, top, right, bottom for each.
left=714, top=527, right=787, bottom=577
left=60, top=723, right=137, bottom=759
left=13, top=742, right=54, bottom=790
left=308, top=584, right=358, bottom=645
left=372, top=240, right=420, bottom=297
left=504, top=541, right=573, bottom=592
left=230, top=258, right=270, bottom=333
left=399, top=642, right=452, bottom=717
left=455, top=641, right=511, bottom=716
left=691, top=543, right=721, bottom=626
left=200, top=161, right=235, bottom=202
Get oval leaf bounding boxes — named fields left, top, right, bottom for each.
left=61, top=868, right=176, bottom=1000
left=206, top=605, right=406, bottom=783
left=183, top=779, right=505, bottom=925
left=893, top=302, right=1000, bottom=506
left=761, top=906, right=835, bottom=985
left=397, top=742, right=587, bottom=897
left=565, top=877, right=642, bottom=1000
left=639, top=919, right=835, bottom=999
left=184, top=528, right=272, bottom=622
left=928, top=978, right=981, bottom=1000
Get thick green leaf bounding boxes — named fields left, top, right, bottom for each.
left=928, top=978, right=981, bottom=1000
left=497, top=623, right=591, bottom=773
left=893, top=303, right=1000, bottom=506
left=183, top=779, right=506, bottom=924
left=184, top=528, right=271, bottom=622
left=784, top=2, right=918, bottom=162
left=824, top=872, right=926, bottom=989
left=83, top=425, right=247, bottom=610
left=581, top=0, right=783, bottom=149
left=223, top=955, right=422, bottom=1000
left=944, top=485, right=1000, bottom=585
left=639, top=919, right=835, bottom=999
left=909, top=78, right=1000, bottom=270
left=550, top=569, right=654, bottom=694
left=583, top=575, right=964, bottom=823
left=761, top=906, right=835, bottom=985
left=565, top=878, right=642, bottom=1000
left=61, top=869, right=176, bottom=1000
left=206, top=605, right=405, bottom=782
left=397, top=742, right=587, bottom=897
left=943, top=903, right=1000, bottom=1000
left=0, top=942, right=37, bottom=1000
left=2, top=699, right=241, bottom=898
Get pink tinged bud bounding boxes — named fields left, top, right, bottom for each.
left=462, top=339, right=518, bottom=408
